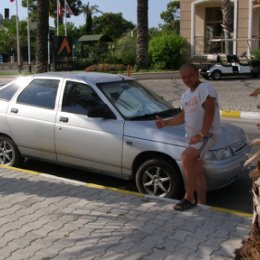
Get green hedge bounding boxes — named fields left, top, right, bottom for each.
left=148, top=33, right=187, bottom=70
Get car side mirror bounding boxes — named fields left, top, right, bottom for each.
left=87, top=104, right=116, bottom=119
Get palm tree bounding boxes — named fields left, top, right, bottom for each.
left=80, top=2, right=101, bottom=34
left=136, top=0, right=149, bottom=69
left=35, top=0, right=49, bottom=72
left=222, top=0, right=232, bottom=54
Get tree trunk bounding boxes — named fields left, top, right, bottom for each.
left=35, top=0, right=49, bottom=73
left=136, top=0, right=149, bottom=69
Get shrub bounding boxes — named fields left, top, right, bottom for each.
left=72, top=57, right=98, bottom=70
left=148, top=33, right=187, bottom=70
left=252, top=49, right=260, bottom=60
left=114, top=33, right=136, bottom=66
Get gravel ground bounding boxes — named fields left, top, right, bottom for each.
left=138, top=78, right=260, bottom=112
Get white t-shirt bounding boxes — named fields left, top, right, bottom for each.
left=181, top=82, right=221, bottom=139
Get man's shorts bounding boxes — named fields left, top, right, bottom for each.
left=188, top=134, right=218, bottom=159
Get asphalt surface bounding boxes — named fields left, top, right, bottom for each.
left=137, top=76, right=260, bottom=119
left=0, top=73, right=259, bottom=259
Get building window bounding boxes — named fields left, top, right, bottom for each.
left=205, top=7, right=234, bottom=53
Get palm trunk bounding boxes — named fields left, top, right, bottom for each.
left=136, top=0, right=149, bottom=69
left=36, top=0, right=49, bottom=73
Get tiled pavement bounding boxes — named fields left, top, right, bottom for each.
left=0, top=166, right=251, bottom=260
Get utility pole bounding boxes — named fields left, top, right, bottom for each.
left=64, top=0, right=67, bottom=36
left=27, top=0, right=31, bottom=72
left=15, top=0, right=21, bottom=73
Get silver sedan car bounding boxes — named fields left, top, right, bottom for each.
left=0, top=72, right=250, bottom=198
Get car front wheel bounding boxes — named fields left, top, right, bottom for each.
left=0, top=136, right=21, bottom=166
left=135, top=158, right=184, bottom=199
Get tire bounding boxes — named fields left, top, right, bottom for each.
left=0, top=136, right=22, bottom=166
left=251, top=73, right=258, bottom=78
left=135, top=158, right=184, bottom=199
left=211, top=70, right=222, bottom=80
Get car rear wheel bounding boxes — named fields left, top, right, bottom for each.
left=211, top=70, right=222, bottom=80
left=135, top=158, right=184, bottom=199
left=0, top=136, right=22, bottom=166
left=251, top=72, right=259, bottom=78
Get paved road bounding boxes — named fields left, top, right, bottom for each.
left=138, top=77, right=260, bottom=113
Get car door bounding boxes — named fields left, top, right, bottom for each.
left=55, top=81, right=124, bottom=174
left=6, top=78, right=60, bottom=160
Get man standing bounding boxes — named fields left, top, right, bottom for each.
left=156, top=63, right=221, bottom=211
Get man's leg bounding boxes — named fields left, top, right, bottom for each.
left=174, top=134, right=217, bottom=210
left=195, top=159, right=207, bottom=204
left=181, top=146, right=202, bottom=204
left=174, top=146, right=201, bottom=211
left=194, top=134, right=218, bottom=204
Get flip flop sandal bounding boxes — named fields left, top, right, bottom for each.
left=173, top=199, right=197, bottom=211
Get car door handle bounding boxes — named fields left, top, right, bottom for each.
left=60, top=116, right=69, bottom=123
left=11, top=108, right=18, bottom=113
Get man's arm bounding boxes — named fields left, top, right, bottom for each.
left=200, top=96, right=216, bottom=136
left=156, top=110, right=185, bottom=129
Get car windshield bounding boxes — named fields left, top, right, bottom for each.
left=98, top=80, right=177, bottom=119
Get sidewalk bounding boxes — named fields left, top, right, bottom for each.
left=0, top=166, right=251, bottom=260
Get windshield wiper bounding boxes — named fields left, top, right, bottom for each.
left=129, top=113, right=157, bottom=120
left=129, top=108, right=181, bottom=121
left=157, top=108, right=180, bottom=117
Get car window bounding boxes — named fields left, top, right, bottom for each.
left=17, top=79, right=59, bottom=109
left=0, top=82, right=21, bottom=101
left=62, top=81, right=104, bottom=115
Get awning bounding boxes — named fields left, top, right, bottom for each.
left=78, top=34, right=113, bottom=43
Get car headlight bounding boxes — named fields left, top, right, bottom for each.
left=205, top=147, right=234, bottom=161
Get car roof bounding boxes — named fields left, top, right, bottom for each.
left=28, top=72, right=133, bottom=85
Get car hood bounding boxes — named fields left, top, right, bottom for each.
left=124, top=120, right=186, bottom=146
left=124, top=121, right=247, bottom=149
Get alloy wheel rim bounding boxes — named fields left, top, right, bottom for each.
left=142, top=166, right=172, bottom=197
left=0, top=141, right=14, bottom=165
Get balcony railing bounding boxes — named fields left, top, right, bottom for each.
left=194, top=36, right=260, bottom=56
